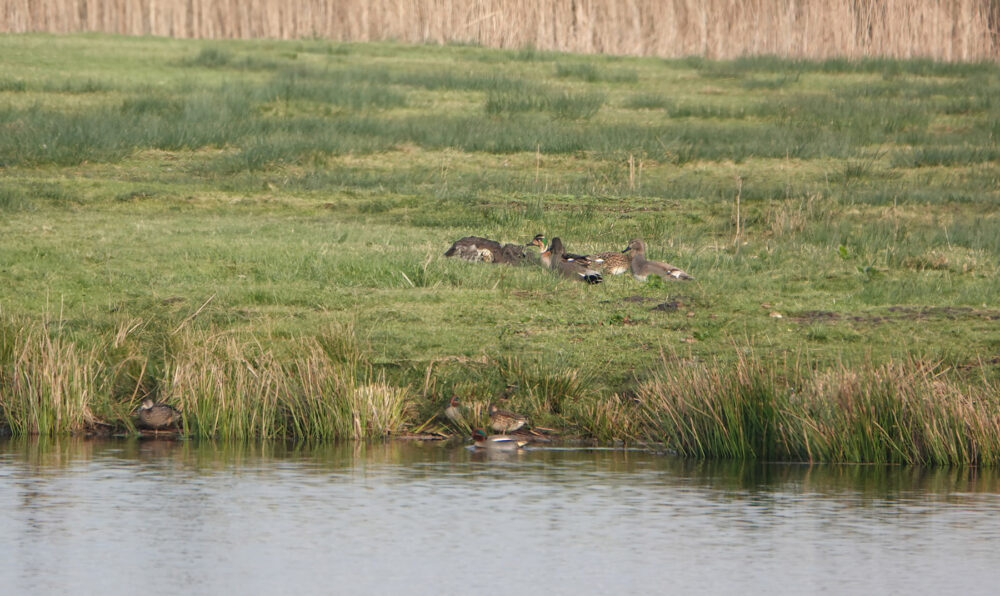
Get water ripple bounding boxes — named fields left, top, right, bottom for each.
left=0, top=438, right=997, bottom=595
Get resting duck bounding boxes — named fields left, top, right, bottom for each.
left=134, top=398, right=182, bottom=430
left=489, top=403, right=528, bottom=433
left=527, top=234, right=551, bottom=267
left=472, top=429, right=528, bottom=451
left=544, top=237, right=603, bottom=284
left=444, top=236, right=527, bottom=264
left=533, top=235, right=628, bottom=276
left=622, top=238, right=694, bottom=281
left=579, top=250, right=631, bottom=275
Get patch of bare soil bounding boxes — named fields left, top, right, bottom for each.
left=790, top=306, right=1000, bottom=325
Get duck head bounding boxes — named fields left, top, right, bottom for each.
left=548, top=237, right=565, bottom=256
left=622, top=238, right=646, bottom=254
left=527, top=234, right=547, bottom=249
left=472, top=429, right=488, bottom=442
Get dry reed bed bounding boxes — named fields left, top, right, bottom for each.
left=0, top=318, right=411, bottom=440
left=163, top=331, right=410, bottom=440
left=2, top=0, right=998, bottom=61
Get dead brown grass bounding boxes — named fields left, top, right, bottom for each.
left=2, top=0, right=997, bottom=61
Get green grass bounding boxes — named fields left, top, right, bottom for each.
left=0, top=34, right=998, bottom=458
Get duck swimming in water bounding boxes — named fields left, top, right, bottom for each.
left=472, top=429, right=528, bottom=451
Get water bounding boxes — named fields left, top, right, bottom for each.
left=1, top=438, right=998, bottom=595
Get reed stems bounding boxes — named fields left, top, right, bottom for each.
left=638, top=350, right=1000, bottom=466
left=1, top=1, right=997, bottom=61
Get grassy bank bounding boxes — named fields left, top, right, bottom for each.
left=1, top=35, right=998, bottom=462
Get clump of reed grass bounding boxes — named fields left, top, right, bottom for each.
left=555, top=62, right=637, bottom=83
left=0, top=78, right=27, bottom=92
left=498, top=357, right=591, bottom=418
left=183, top=47, right=234, bottom=68
left=283, top=342, right=410, bottom=441
left=0, top=318, right=412, bottom=440
left=0, top=184, right=32, bottom=210
left=163, top=328, right=411, bottom=440
left=638, top=350, right=1000, bottom=466
left=0, top=319, right=101, bottom=435
left=622, top=93, right=674, bottom=110
left=485, top=86, right=605, bottom=120
left=571, top=393, right=645, bottom=442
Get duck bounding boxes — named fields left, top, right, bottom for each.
left=580, top=250, right=632, bottom=275
left=535, top=233, right=631, bottom=275
left=544, top=237, right=603, bottom=284
left=444, top=396, right=467, bottom=426
left=496, top=242, right=529, bottom=264
left=472, top=429, right=528, bottom=451
left=527, top=234, right=551, bottom=267
left=134, top=398, right=182, bottom=430
left=444, top=236, right=527, bottom=265
left=489, top=403, right=528, bottom=433
left=622, top=238, right=694, bottom=282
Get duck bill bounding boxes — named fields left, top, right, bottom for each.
left=621, top=246, right=632, bottom=253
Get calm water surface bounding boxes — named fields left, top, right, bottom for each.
left=1, top=438, right=998, bottom=595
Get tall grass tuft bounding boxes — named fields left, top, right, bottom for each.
left=572, top=393, right=646, bottom=442
left=639, top=350, right=1000, bottom=465
left=485, top=85, right=605, bottom=119
left=0, top=319, right=101, bottom=435
left=162, top=328, right=411, bottom=440
left=283, top=341, right=410, bottom=441
left=498, top=357, right=591, bottom=418
left=163, top=333, right=286, bottom=440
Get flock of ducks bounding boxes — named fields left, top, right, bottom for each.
left=131, top=393, right=534, bottom=452
left=441, top=234, right=695, bottom=451
left=445, top=234, right=694, bottom=285
left=129, top=235, right=689, bottom=445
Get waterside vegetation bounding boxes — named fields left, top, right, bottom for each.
left=1, top=35, right=998, bottom=464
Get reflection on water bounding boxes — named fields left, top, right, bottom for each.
left=1, top=438, right=998, bottom=595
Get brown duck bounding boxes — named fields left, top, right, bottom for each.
left=533, top=234, right=630, bottom=275
left=444, top=396, right=467, bottom=426
left=134, top=398, right=182, bottom=430
left=543, top=237, right=603, bottom=284
left=489, top=403, right=528, bottom=433
left=622, top=238, right=694, bottom=281
left=444, top=236, right=527, bottom=264
left=581, top=250, right=632, bottom=275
